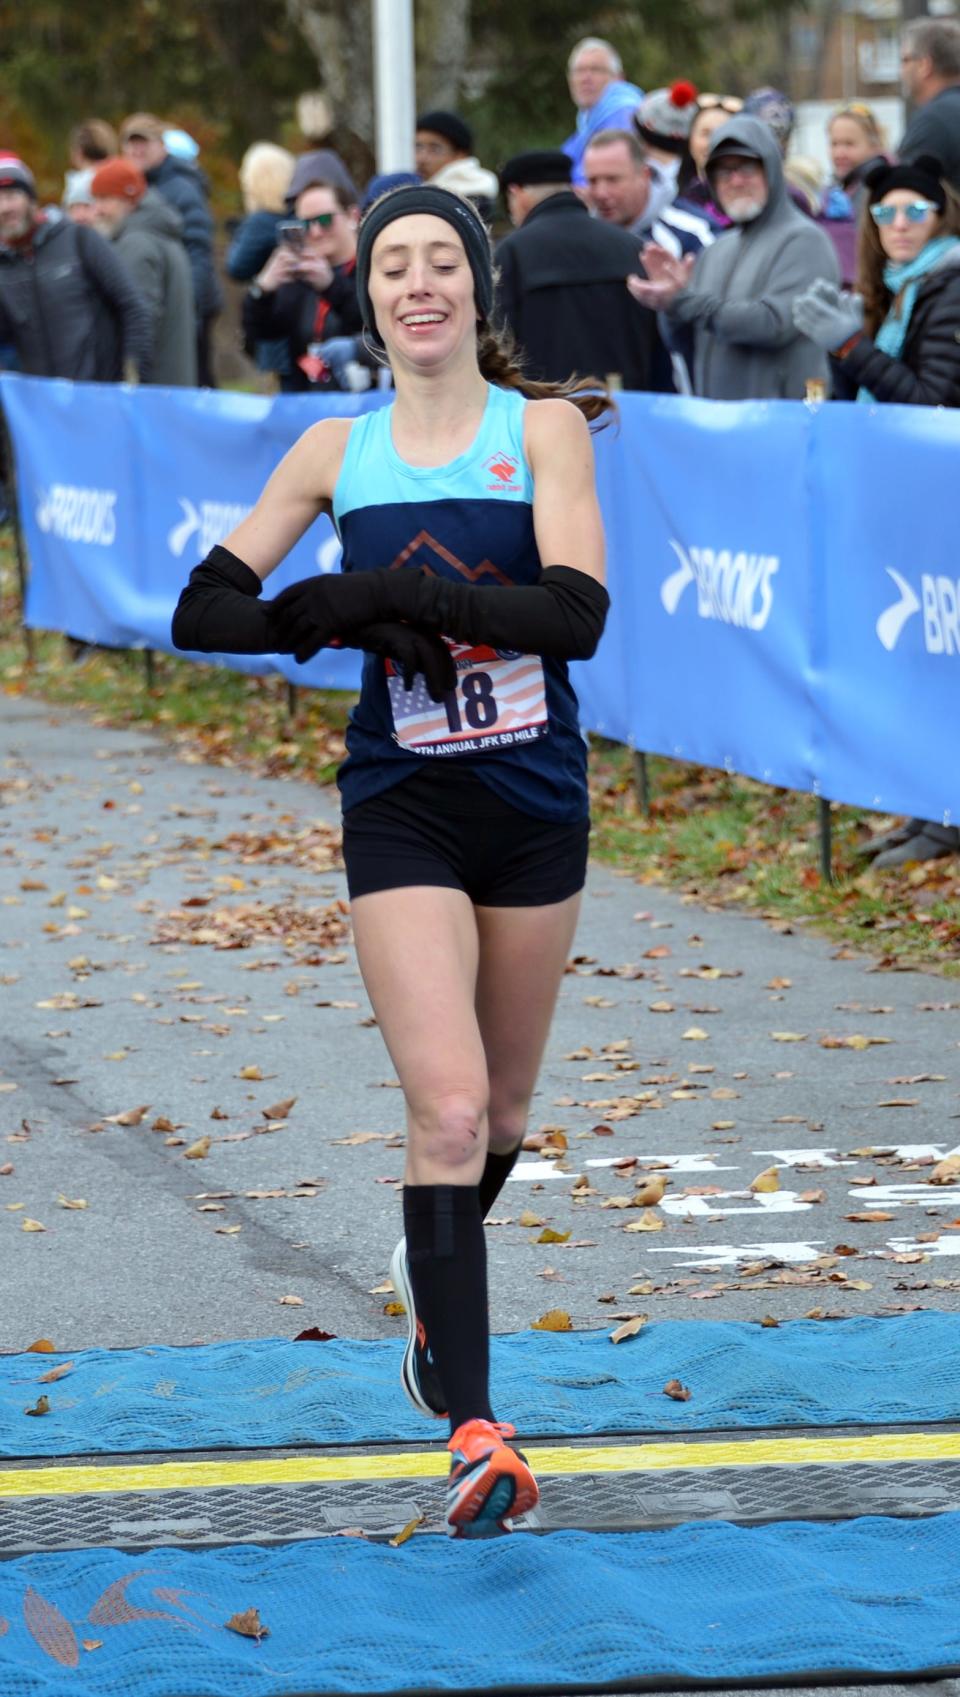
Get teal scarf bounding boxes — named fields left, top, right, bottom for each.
left=858, top=235, right=960, bottom=403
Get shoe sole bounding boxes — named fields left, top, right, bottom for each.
left=389, top=1239, right=447, bottom=1422
left=446, top=1448, right=540, bottom=1539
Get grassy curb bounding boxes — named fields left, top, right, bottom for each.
left=2, top=590, right=958, bottom=976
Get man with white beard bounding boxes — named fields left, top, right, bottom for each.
left=628, top=116, right=840, bottom=398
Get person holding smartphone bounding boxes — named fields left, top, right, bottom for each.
left=241, top=177, right=367, bottom=391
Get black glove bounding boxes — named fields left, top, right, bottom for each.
left=353, top=621, right=456, bottom=702
left=376, top=564, right=610, bottom=661
left=172, top=544, right=276, bottom=655
left=269, top=569, right=394, bottom=661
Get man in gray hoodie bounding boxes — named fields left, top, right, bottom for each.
left=90, top=158, right=196, bottom=386
left=629, top=115, right=840, bottom=398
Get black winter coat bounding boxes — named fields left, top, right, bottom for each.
left=242, top=263, right=363, bottom=392
left=833, top=258, right=960, bottom=407
left=0, top=215, right=151, bottom=382
left=494, top=192, right=669, bottom=392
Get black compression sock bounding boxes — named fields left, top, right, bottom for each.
left=479, top=1144, right=523, bottom=1219
left=403, top=1183, right=495, bottom=1435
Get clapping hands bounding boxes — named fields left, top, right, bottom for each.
left=792, top=278, right=864, bottom=351
left=627, top=245, right=696, bottom=310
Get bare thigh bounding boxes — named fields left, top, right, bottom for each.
left=474, top=893, right=582, bottom=1154
left=350, top=886, right=489, bottom=1186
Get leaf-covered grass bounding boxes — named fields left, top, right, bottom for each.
left=2, top=543, right=957, bottom=974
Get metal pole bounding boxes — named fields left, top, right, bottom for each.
left=632, top=750, right=650, bottom=817
left=372, top=0, right=416, bottom=172
left=819, top=797, right=834, bottom=884
left=286, top=682, right=299, bottom=720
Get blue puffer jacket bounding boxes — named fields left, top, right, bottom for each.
left=225, top=209, right=284, bottom=281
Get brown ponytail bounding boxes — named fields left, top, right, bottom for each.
left=476, top=321, right=617, bottom=427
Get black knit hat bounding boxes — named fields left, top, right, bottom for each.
left=864, top=154, right=946, bottom=212
left=499, top=150, right=573, bottom=191
left=355, top=184, right=493, bottom=346
left=415, top=110, right=472, bottom=155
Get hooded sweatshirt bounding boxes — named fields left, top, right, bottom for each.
left=668, top=116, right=840, bottom=399
left=111, top=189, right=197, bottom=386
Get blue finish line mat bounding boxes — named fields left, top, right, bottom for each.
left=2, top=1515, right=960, bottom=1694
left=3, top=1314, right=960, bottom=1458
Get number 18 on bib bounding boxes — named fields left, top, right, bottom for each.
left=386, top=641, right=549, bottom=756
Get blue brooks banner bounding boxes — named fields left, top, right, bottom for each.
left=2, top=375, right=958, bottom=825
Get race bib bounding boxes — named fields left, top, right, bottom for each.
left=386, top=640, right=549, bottom=756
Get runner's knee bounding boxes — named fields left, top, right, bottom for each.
left=486, top=1100, right=528, bottom=1156
left=411, top=1091, right=487, bottom=1171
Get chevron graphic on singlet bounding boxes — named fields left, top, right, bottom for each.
left=387, top=530, right=513, bottom=587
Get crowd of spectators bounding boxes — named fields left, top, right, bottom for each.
left=1, top=20, right=959, bottom=858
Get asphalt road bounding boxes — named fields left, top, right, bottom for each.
left=2, top=692, right=959, bottom=1354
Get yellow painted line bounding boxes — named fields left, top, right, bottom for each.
left=1, top=1430, right=959, bottom=1500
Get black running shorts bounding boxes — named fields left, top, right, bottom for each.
left=342, top=766, right=589, bottom=907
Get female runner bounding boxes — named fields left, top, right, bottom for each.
left=172, top=184, right=611, bottom=1538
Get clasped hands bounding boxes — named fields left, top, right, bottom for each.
left=267, top=568, right=456, bottom=702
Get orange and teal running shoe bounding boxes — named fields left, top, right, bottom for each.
left=445, top=1418, right=539, bottom=1538
left=389, top=1238, right=447, bottom=1421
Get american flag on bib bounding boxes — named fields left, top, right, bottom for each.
left=386, top=642, right=549, bottom=754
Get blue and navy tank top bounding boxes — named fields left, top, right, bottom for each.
left=333, top=382, right=588, bottom=822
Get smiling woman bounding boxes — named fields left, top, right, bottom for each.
left=171, top=184, right=613, bottom=1540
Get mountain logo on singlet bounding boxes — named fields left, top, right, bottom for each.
left=389, top=530, right=513, bottom=586
left=483, top=451, right=521, bottom=493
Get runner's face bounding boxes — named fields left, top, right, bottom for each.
left=369, top=214, right=478, bottom=368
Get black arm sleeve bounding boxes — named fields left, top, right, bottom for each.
left=171, top=545, right=276, bottom=654
left=383, top=565, right=610, bottom=661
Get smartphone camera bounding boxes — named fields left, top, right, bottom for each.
left=278, top=221, right=306, bottom=251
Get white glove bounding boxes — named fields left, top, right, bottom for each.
left=792, top=278, right=864, bottom=352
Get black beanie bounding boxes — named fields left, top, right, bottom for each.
left=864, top=154, right=946, bottom=212
left=416, top=110, right=473, bottom=155
left=355, top=184, right=493, bottom=346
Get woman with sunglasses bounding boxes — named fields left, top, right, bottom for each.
left=793, top=155, right=960, bottom=407
left=173, top=184, right=611, bottom=1536
left=793, top=154, right=960, bottom=870
left=242, top=177, right=369, bottom=392
left=818, top=104, right=888, bottom=285
left=680, top=96, right=744, bottom=228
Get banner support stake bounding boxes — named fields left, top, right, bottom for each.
left=286, top=682, right=299, bottom=721
left=819, top=798, right=834, bottom=884
left=143, top=649, right=156, bottom=691
left=632, top=750, right=650, bottom=816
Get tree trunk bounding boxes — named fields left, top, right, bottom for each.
left=416, top=0, right=472, bottom=109
left=284, top=0, right=376, bottom=183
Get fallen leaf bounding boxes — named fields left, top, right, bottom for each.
left=930, top=1157, right=960, bottom=1186
left=383, top=1301, right=406, bottom=1317
left=293, top=1327, right=337, bottom=1342
left=263, top=1097, right=296, bottom=1120
left=21, top=1218, right=45, bottom=1233
left=610, top=1315, right=648, bottom=1344
left=770, top=1032, right=807, bottom=1043
left=183, top=1137, right=212, bottom=1160
left=225, top=1608, right=269, bottom=1643
left=389, top=1513, right=425, bottom=1548
left=664, top=1378, right=691, bottom=1401
left=278, top=1294, right=304, bottom=1307
left=532, top=1309, right=572, bottom=1331
left=750, top=1167, right=780, bottom=1194
left=766, top=978, right=792, bottom=990
left=57, top=1196, right=87, bottom=1211
left=798, top=1189, right=826, bottom=1204
left=238, top=1065, right=264, bottom=1081
left=82, top=1640, right=103, bottom=1652
left=633, top=1174, right=667, bottom=1206
left=845, top=1211, right=895, bottom=1223
left=26, top=1340, right=54, bottom=1353
left=681, top=1027, right=710, bottom=1041
left=24, top=1396, right=50, bottom=1416
left=624, top=1209, right=664, bottom=1233
left=102, top=1106, right=151, bottom=1127
left=759, top=1315, right=780, bottom=1327
left=216, top=1225, right=242, bottom=1236
left=876, top=1099, right=919, bottom=1109
left=38, top=1362, right=74, bottom=1384
left=518, top=1210, right=546, bottom=1228
left=536, top=1228, right=571, bottom=1244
